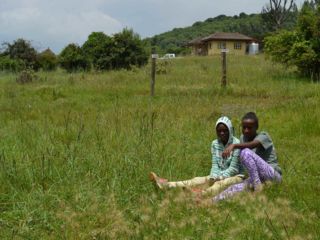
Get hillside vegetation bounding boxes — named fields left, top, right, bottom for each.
left=0, top=55, right=319, bottom=239
left=145, top=12, right=296, bottom=54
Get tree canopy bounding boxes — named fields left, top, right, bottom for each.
left=264, top=1, right=320, bottom=80
left=1, top=38, right=38, bottom=70
left=82, top=32, right=114, bottom=70
left=59, top=43, right=91, bottom=72
left=111, top=29, right=148, bottom=69
left=38, top=48, right=58, bottom=71
left=81, top=29, right=148, bottom=71
left=145, top=11, right=299, bottom=54
left=0, top=28, right=148, bottom=73
left=261, top=0, right=298, bottom=31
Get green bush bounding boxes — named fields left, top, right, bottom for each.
left=111, top=28, right=148, bottom=69
left=82, top=32, right=114, bottom=70
left=264, top=2, right=320, bottom=80
left=81, top=29, right=148, bottom=71
left=59, top=44, right=91, bottom=72
left=16, top=69, right=37, bottom=84
left=156, top=60, right=172, bottom=74
left=264, top=30, right=299, bottom=65
left=0, top=55, right=25, bottom=72
left=37, top=48, right=58, bottom=71
left=2, top=38, right=39, bottom=70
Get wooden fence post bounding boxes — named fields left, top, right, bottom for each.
left=221, top=50, right=227, bottom=87
left=151, top=47, right=157, bottom=96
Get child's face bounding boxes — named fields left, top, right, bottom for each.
left=216, top=123, right=229, bottom=144
left=242, top=119, right=257, bottom=140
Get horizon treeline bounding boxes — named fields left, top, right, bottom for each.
left=146, top=10, right=298, bottom=55
left=0, top=0, right=318, bottom=78
left=0, top=11, right=299, bottom=73
left=0, top=28, right=148, bottom=73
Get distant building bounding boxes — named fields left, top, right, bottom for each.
left=188, top=32, right=257, bottom=56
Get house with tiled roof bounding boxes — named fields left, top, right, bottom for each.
left=188, top=32, right=256, bottom=56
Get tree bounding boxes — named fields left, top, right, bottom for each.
left=59, top=44, right=90, bottom=72
left=1, top=38, right=38, bottom=69
left=37, top=48, right=58, bottom=71
left=239, top=12, right=248, bottom=18
left=292, top=1, right=320, bottom=79
left=264, top=30, right=299, bottom=65
left=81, top=29, right=148, bottom=71
left=111, top=28, right=148, bottom=69
left=264, top=2, right=320, bottom=80
left=82, top=32, right=114, bottom=70
left=261, top=0, right=298, bottom=31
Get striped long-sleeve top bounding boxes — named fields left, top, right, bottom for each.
left=210, top=136, right=241, bottom=179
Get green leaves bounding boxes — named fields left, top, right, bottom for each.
left=82, top=32, right=113, bottom=70
left=81, top=29, right=148, bottom=71
left=264, top=30, right=299, bottom=65
left=37, top=48, right=58, bottom=71
left=1, top=39, right=38, bottom=70
left=59, top=44, right=91, bottom=72
left=264, top=2, right=320, bottom=81
left=146, top=13, right=269, bottom=55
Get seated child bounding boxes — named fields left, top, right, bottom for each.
left=150, top=116, right=245, bottom=196
left=213, top=112, right=282, bottom=201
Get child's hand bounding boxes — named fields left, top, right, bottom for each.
left=209, top=178, right=217, bottom=186
left=222, top=144, right=234, bottom=158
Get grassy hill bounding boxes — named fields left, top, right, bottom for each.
left=0, top=55, right=319, bottom=239
left=145, top=13, right=266, bottom=54
left=146, top=12, right=296, bottom=54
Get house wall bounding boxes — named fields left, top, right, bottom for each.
left=191, top=44, right=208, bottom=56
left=207, top=40, right=247, bottom=55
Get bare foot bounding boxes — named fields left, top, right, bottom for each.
left=149, top=172, right=168, bottom=190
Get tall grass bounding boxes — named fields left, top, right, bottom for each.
left=0, top=55, right=319, bottom=239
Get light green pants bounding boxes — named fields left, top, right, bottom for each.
left=167, top=175, right=244, bottom=196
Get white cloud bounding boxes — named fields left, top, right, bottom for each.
left=0, top=1, right=123, bottom=52
left=43, top=11, right=123, bottom=43
left=0, top=0, right=306, bottom=52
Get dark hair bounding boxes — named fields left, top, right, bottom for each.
left=242, top=112, right=259, bottom=129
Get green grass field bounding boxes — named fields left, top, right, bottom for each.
left=0, top=55, right=319, bottom=239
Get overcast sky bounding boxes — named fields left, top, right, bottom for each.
left=0, top=0, right=306, bottom=53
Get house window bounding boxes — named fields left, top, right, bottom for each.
left=234, top=42, right=242, bottom=50
left=217, top=42, right=226, bottom=49
left=209, top=43, right=212, bottom=49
